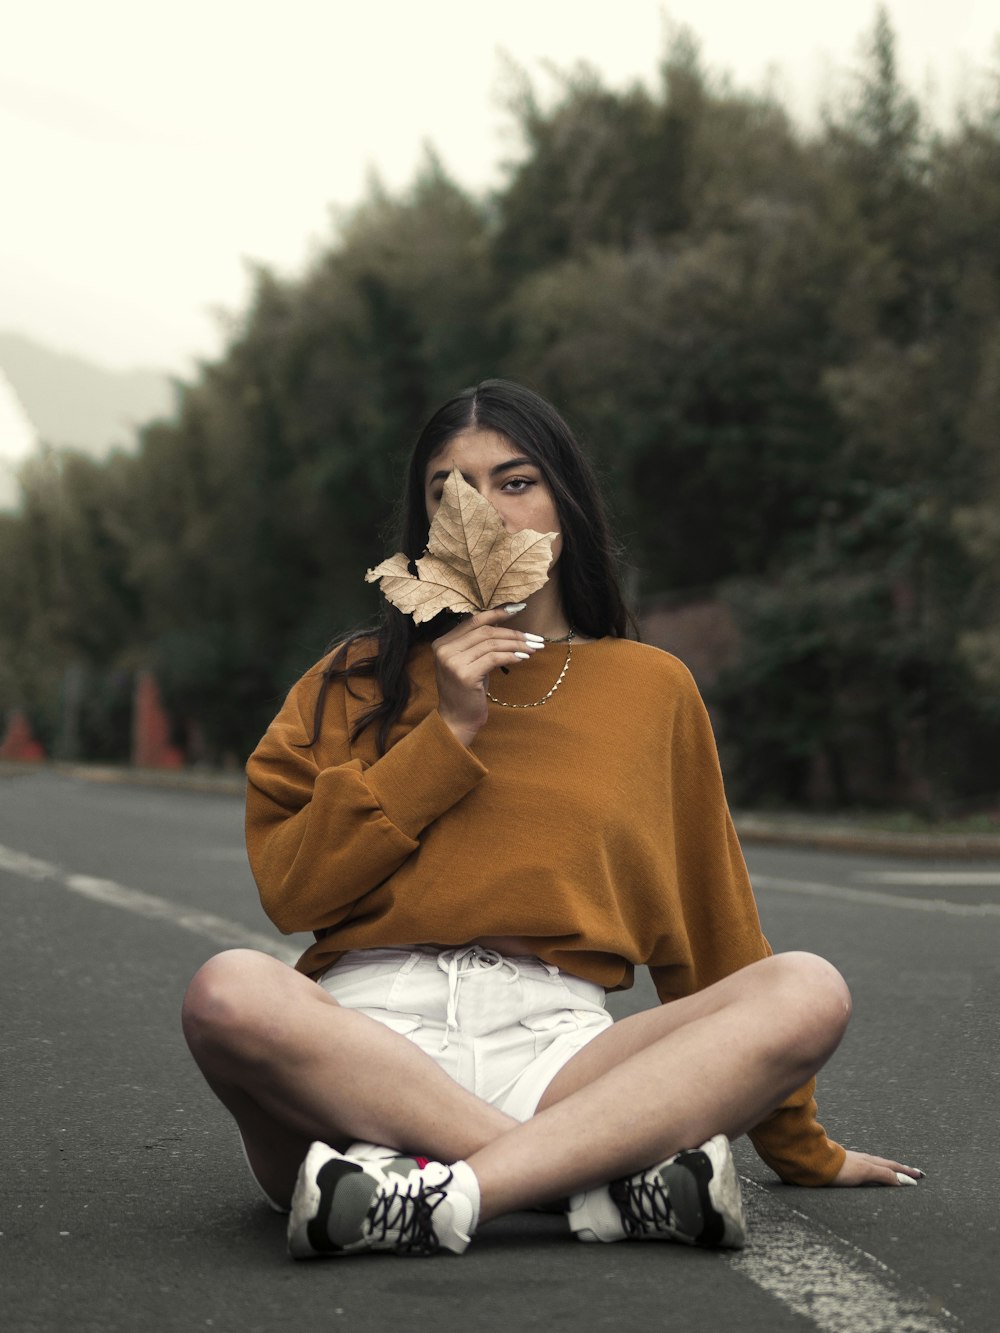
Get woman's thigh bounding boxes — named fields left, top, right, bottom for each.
left=182, top=948, right=515, bottom=1206
left=535, top=952, right=847, bottom=1112
left=182, top=950, right=351, bottom=1207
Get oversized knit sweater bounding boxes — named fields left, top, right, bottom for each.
left=245, top=635, right=847, bottom=1186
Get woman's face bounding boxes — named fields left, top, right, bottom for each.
left=424, top=429, right=562, bottom=559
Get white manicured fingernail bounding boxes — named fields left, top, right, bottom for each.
left=524, top=633, right=545, bottom=645
left=504, top=603, right=527, bottom=613
left=513, top=651, right=531, bottom=660
left=896, top=1172, right=917, bottom=1186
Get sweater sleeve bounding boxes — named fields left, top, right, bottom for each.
left=245, top=667, right=487, bottom=935
left=647, top=664, right=846, bottom=1187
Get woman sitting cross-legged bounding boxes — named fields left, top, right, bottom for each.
left=182, top=379, right=921, bottom=1258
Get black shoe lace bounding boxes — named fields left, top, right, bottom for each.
left=365, top=1170, right=451, bottom=1256
left=609, top=1171, right=676, bottom=1239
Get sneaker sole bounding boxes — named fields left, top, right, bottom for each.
left=698, top=1134, right=747, bottom=1249
left=287, top=1141, right=333, bottom=1259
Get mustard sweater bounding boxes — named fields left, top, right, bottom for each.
left=245, top=636, right=846, bottom=1186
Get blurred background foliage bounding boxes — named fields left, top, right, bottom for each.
left=2, top=11, right=998, bottom=811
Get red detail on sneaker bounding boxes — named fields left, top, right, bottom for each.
left=415, top=1157, right=429, bottom=1169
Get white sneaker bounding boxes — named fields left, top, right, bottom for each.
left=567, top=1134, right=747, bottom=1249
left=287, top=1142, right=480, bottom=1259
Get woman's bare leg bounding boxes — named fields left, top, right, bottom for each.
left=183, top=948, right=849, bottom=1220
left=468, top=951, right=851, bottom=1221
left=181, top=949, right=517, bottom=1207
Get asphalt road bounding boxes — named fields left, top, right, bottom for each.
left=2, top=768, right=997, bottom=1332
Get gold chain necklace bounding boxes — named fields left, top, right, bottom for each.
left=486, top=631, right=575, bottom=709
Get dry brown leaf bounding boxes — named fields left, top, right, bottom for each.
left=365, top=466, right=557, bottom=623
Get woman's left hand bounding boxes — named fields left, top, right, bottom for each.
left=830, top=1150, right=924, bottom=1186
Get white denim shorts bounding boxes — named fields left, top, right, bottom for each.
left=320, top=945, right=613, bottom=1122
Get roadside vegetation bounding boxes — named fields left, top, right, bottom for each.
left=2, top=10, right=998, bottom=813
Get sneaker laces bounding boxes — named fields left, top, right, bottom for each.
left=609, top=1168, right=678, bottom=1239
left=364, top=1167, right=453, bottom=1256
left=436, top=945, right=520, bottom=1050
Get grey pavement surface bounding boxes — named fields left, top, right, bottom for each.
left=28, top=758, right=1000, bottom=858
left=2, top=766, right=998, bottom=1331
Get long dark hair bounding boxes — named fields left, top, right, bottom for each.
left=308, top=378, right=635, bottom=754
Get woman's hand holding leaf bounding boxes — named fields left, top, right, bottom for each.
left=432, top=608, right=542, bottom=747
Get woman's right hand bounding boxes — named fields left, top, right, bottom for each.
left=432, top=607, right=544, bottom=747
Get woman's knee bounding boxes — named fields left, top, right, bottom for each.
left=764, top=951, right=852, bottom=1065
left=181, top=949, right=292, bottom=1057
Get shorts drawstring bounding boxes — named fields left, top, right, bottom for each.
left=436, top=945, right=521, bottom=1051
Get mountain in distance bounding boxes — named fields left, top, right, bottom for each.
left=0, top=330, right=174, bottom=457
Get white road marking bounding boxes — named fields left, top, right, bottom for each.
left=0, top=840, right=299, bottom=964
left=0, top=844, right=60, bottom=881
left=732, top=1182, right=957, bottom=1333
left=862, top=870, right=1000, bottom=886
left=753, top=873, right=1000, bottom=919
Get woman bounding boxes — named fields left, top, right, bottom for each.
left=182, top=379, right=921, bottom=1259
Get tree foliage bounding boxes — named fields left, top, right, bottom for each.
left=2, top=10, right=998, bottom=805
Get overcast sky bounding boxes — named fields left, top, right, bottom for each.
left=2, top=0, right=997, bottom=377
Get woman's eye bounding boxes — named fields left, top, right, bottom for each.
left=502, top=477, right=533, bottom=493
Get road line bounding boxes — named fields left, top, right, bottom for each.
left=753, top=873, right=1000, bottom=919
left=0, top=840, right=299, bottom=964
left=862, top=870, right=1000, bottom=886
left=732, top=1182, right=958, bottom=1333
left=0, top=843, right=61, bottom=881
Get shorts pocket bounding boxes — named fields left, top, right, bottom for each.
left=519, top=1006, right=611, bottom=1060
left=520, top=1009, right=581, bottom=1033
left=519, top=1007, right=591, bottom=1047
left=353, top=1008, right=424, bottom=1038
left=320, top=951, right=417, bottom=1009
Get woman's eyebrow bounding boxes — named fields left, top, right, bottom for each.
left=491, top=457, right=534, bottom=476
left=428, top=457, right=536, bottom=486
